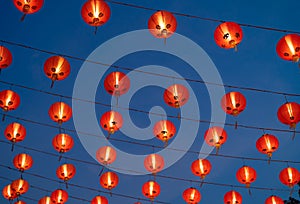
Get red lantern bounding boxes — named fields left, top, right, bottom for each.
left=104, top=71, right=130, bottom=96
left=221, top=92, right=246, bottom=116
left=14, top=201, right=26, bottom=204
left=0, top=46, right=13, bottom=72
left=148, top=10, right=177, bottom=40
left=38, top=196, right=52, bottom=204
left=11, top=178, right=29, bottom=196
left=91, top=195, right=108, bottom=204
left=277, top=102, right=300, bottom=129
left=96, top=146, right=117, bottom=165
left=214, top=22, right=243, bottom=50
left=52, top=133, right=74, bottom=154
left=204, top=126, right=227, bottom=154
left=256, top=134, right=279, bottom=160
left=4, top=122, right=26, bottom=151
left=0, top=90, right=21, bottom=120
left=223, top=190, right=242, bottom=204
left=56, top=163, right=76, bottom=183
left=48, top=102, right=72, bottom=125
left=191, top=158, right=212, bottom=180
left=265, top=195, right=284, bottom=204
left=51, top=189, right=68, bottom=204
left=44, top=56, right=71, bottom=88
left=100, top=171, right=119, bottom=190
left=13, top=0, right=44, bottom=21
left=13, top=153, right=33, bottom=172
left=153, top=120, right=176, bottom=144
left=2, top=184, right=17, bottom=201
left=144, top=153, right=165, bottom=174
left=142, top=180, right=160, bottom=201
left=164, top=84, right=189, bottom=108
left=100, top=110, right=123, bottom=135
left=182, top=187, right=201, bottom=204
left=236, top=166, right=257, bottom=188
left=276, top=34, right=300, bottom=64
left=279, top=167, right=300, bottom=188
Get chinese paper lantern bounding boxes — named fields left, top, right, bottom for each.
left=43, top=56, right=71, bottom=88
left=91, top=195, right=108, bottom=204
left=256, top=134, right=279, bottom=162
left=0, top=89, right=20, bottom=121
left=191, top=158, right=212, bottom=182
left=100, top=110, right=123, bottom=137
left=2, top=184, right=17, bottom=201
left=148, top=10, right=177, bottom=41
left=182, top=187, right=201, bottom=204
left=223, top=190, right=242, bottom=204
left=13, top=0, right=44, bottom=21
left=52, top=133, right=74, bottom=154
left=279, top=167, right=300, bottom=188
left=236, top=166, right=257, bottom=190
left=104, top=71, right=130, bottom=97
left=4, top=122, right=26, bottom=151
left=144, top=153, right=165, bottom=175
left=48, top=102, right=72, bottom=125
left=265, top=195, right=284, bottom=204
left=153, top=120, right=176, bottom=144
left=204, top=126, right=227, bottom=154
left=13, top=153, right=33, bottom=174
left=164, top=84, right=189, bottom=109
left=14, top=201, right=26, bottom=204
left=56, top=163, right=76, bottom=188
left=214, top=22, right=243, bottom=51
left=11, top=178, right=29, bottom=196
left=0, top=46, right=13, bottom=73
left=81, top=0, right=111, bottom=34
left=96, top=146, right=117, bottom=165
left=276, top=34, right=300, bottom=65
left=51, top=189, right=68, bottom=204
left=100, top=171, right=119, bottom=190
left=142, top=180, right=160, bottom=201
left=38, top=196, right=52, bottom=204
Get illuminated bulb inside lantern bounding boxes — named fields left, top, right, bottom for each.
left=190, top=189, right=196, bottom=201
left=244, top=167, right=250, bottom=182
left=105, top=147, right=112, bottom=162
left=287, top=103, right=294, bottom=118
left=232, top=191, right=237, bottom=203
left=61, top=135, right=66, bottom=146
left=151, top=155, right=156, bottom=169
left=287, top=168, right=293, bottom=184
left=272, top=196, right=276, bottom=204
left=265, top=136, right=271, bottom=151
left=212, top=128, right=219, bottom=144
left=21, top=155, right=26, bottom=168
left=285, top=35, right=296, bottom=55
left=199, top=160, right=204, bottom=175
left=149, top=182, right=154, bottom=196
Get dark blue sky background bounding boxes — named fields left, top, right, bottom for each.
left=0, top=0, right=300, bottom=203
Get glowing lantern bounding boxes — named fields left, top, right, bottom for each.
left=56, top=163, right=76, bottom=188
left=48, top=102, right=72, bottom=125
left=276, top=34, right=300, bottom=65
left=182, top=187, right=201, bottom=204
left=0, top=89, right=20, bottom=121
left=214, top=22, right=243, bottom=51
left=13, top=153, right=33, bottom=173
left=0, top=46, right=13, bottom=73
left=14, top=201, right=26, bottom=204
left=142, top=180, right=160, bottom=201
left=153, top=120, right=176, bottom=144
left=164, top=84, right=189, bottom=109
left=223, top=190, right=242, bottom=204
left=100, top=110, right=123, bottom=137
left=2, top=184, right=17, bottom=201
left=279, top=167, right=300, bottom=189
left=144, top=153, right=165, bottom=175
left=96, top=146, right=117, bottom=165
left=11, top=178, right=29, bottom=196
left=265, top=195, right=284, bottom=204
left=38, top=196, right=52, bottom=204
left=4, top=122, right=26, bottom=151
left=204, top=126, right=227, bottom=154
left=52, top=133, right=74, bottom=154
left=191, top=158, right=212, bottom=183
left=148, top=10, right=177, bottom=42
left=51, top=189, right=68, bottom=204
left=13, top=0, right=44, bottom=21
left=100, top=171, right=119, bottom=190
left=256, top=134, right=279, bottom=162
left=104, top=71, right=130, bottom=98
left=91, top=195, right=109, bottom=204
left=81, top=0, right=111, bottom=34
left=236, top=166, right=257, bottom=189
left=44, top=56, right=71, bottom=88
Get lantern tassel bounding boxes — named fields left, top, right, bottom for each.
left=65, top=181, right=69, bottom=189
left=58, top=153, right=63, bottom=162
left=177, top=112, right=180, bottom=120
left=11, top=143, right=15, bottom=152
left=234, top=120, right=238, bottom=129
left=248, top=188, right=252, bottom=196
left=234, top=45, right=238, bottom=52
left=2, top=113, right=6, bottom=121
left=164, top=38, right=166, bottom=45
left=110, top=191, right=112, bottom=197
left=289, top=187, right=294, bottom=196
left=215, top=147, right=220, bottom=155
left=94, top=26, right=98, bottom=35
left=200, top=179, right=204, bottom=188
left=107, top=133, right=111, bottom=140
left=98, top=166, right=104, bottom=176
left=292, top=130, right=296, bottom=140
left=267, top=157, right=271, bottom=165
left=20, top=14, right=27, bottom=22
left=50, top=80, right=55, bottom=88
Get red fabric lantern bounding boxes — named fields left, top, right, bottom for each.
left=11, top=178, right=29, bottom=196
left=52, top=133, right=74, bottom=153
left=0, top=90, right=20, bottom=114
left=13, top=0, right=44, bottom=21
left=142, top=180, right=160, bottom=201
left=182, top=187, right=201, bottom=204
left=13, top=153, right=33, bottom=172
left=91, top=195, right=108, bottom=204
left=153, top=120, right=176, bottom=143
left=96, top=146, right=117, bottom=165
left=276, top=34, right=300, bottom=63
left=191, top=158, right=212, bottom=180
left=56, top=163, right=76, bottom=182
left=104, top=71, right=130, bottom=96
left=44, top=56, right=71, bottom=88
left=214, top=22, right=243, bottom=50
left=100, top=171, right=119, bottom=190
left=2, top=184, right=17, bottom=201
left=144, top=153, right=165, bottom=174
left=277, top=102, right=300, bottom=129
left=48, top=102, right=72, bottom=125
left=100, top=110, right=123, bottom=135
left=221, top=92, right=246, bottom=116
left=148, top=10, right=177, bottom=39
left=204, top=126, right=227, bottom=154
left=256, top=134, right=279, bottom=159
left=223, top=190, right=242, bottom=204
left=14, top=201, right=26, bottom=204
left=164, top=84, right=189, bottom=108
left=265, top=195, right=284, bottom=204
left=236, top=166, right=257, bottom=188
left=279, top=167, right=300, bottom=188
left=51, top=189, right=68, bottom=204
left=38, top=196, right=52, bottom=204
left=4, top=122, right=26, bottom=145
left=0, top=46, right=13, bottom=71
